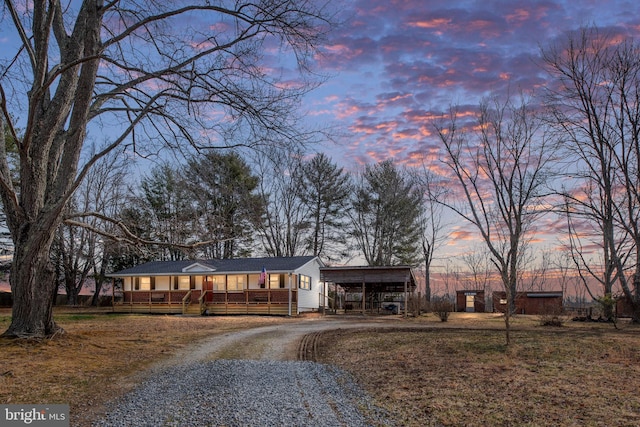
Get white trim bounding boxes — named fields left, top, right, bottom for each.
left=182, top=263, right=216, bottom=273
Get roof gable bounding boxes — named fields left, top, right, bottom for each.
left=182, top=262, right=216, bottom=273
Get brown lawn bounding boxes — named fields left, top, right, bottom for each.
left=0, top=309, right=293, bottom=426
left=1, top=310, right=639, bottom=427
left=315, top=314, right=640, bottom=427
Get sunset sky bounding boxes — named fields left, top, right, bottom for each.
left=299, top=0, right=640, bottom=273
left=307, top=0, right=640, bottom=167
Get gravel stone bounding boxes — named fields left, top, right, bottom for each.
left=93, top=359, right=392, bottom=427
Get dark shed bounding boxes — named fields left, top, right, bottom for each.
left=456, top=290, right=485, bottom=312
left=493, top=291, right=563, bottom=315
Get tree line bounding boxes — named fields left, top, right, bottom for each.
left=49, top=148, right=428, bottom=305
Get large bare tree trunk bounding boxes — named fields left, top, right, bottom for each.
left=5, top=222, right=62, bottom=338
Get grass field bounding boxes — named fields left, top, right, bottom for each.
left=0, top=309, right=293, bottom=426
left=315, top=315, right=640, bottom=427
left=1, top=310, right=639, bottom=426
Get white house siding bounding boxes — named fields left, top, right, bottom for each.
left=295, top=258, right=326, bottom=313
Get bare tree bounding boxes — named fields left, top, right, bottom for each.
left=434, top=95, right=555, bottom=344
left=460, top=247, right=493, bottom=291
left=254, top=148, right=309, bottom=257
left=551, top=248, right=586, bottom=315
left=542, top=26, right=640, bottom=321
left=51, top=148, right=130, bottom=305
left=84, top=150, right=132, bottom=306
left=439, top=258, right=460, bottom=299
left=0, top=1, right=334, bottom=338
left=52, top=200, right=96, bottom=305
left=460, top=247, right=496, bottom=310
left=416, top=165, right=450, bottom=302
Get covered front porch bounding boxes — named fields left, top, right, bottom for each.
left=112, top=271, right=300, bottom=315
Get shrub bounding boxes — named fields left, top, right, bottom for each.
left=538, top=305, right=566, bottom=327
left=431, top=299, right=454, bottom=322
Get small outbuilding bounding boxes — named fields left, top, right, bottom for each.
left=615, top=295, right=638, bottom=318
left=455, top=290, right=485, bottom=312
left=493, top=291, right=563, bottom=315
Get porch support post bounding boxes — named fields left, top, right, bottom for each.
left=362, top=281, right=366, bottom=315
left=288, top=273, right=292, bottom=316
left=404, top=277, right=408, bottom=318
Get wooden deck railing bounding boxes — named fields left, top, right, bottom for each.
left=115, top=288, right=298, bottom=315
left=182, top=290, right=192, bottom=314
left=199, top=290, right=210, bottom=315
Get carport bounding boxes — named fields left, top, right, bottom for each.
left=320, top=266, right=417, bottom=316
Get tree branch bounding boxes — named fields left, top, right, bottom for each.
left=64, top=211, right=230, bottom=251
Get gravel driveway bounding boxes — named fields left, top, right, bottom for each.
left=93, top=317, right=400, bottom=426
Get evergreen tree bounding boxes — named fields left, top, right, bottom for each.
left=299, top=153, right=351, bottom=263
left=183, top=151, right=263, bottom=258
left=350, top=160, right=423, bottom=266
left=138, top=164, right=194, bottom=261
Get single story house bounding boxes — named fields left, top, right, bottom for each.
left=107, top=256, right=325, bottom=315
left=455, top=290, right=485, bottom=313
left=493, top=291, right=563, bottom=315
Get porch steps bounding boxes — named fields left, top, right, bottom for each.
left=182, top=304, right=204, bottom=316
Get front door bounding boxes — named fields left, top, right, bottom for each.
left=203, top=276, right=214, bottom=302
left=465, top=295, right=475, bottom=312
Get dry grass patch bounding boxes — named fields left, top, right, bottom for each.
left=315, top=317, right=640, bottom=427
left=0, top=309, right=292, bottom=426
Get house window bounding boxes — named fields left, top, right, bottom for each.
left=269, top=274, right=285, bottom=289
left=499, top=298, right=507, bottom=305
left=299, top=275, right=311, bottom=290
left=133, top=277, right=140, bottom=291
left=140, top=277, right=151, bottom=290
left=212, top=275, right=226, bottom=291
left=178, top=276, right=190, bottom=290
left=227, top=275, right=245, bottom=291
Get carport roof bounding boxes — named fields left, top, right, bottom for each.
left=320, top=265, right=417, bottom=293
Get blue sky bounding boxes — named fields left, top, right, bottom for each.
left=2, top=1, right=637, bottom=170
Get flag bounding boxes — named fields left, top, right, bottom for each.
left=259, top=266, right=267, bottom=287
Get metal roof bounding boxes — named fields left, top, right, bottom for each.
left=320, top=265, right=417, bottom=292
left=107, top=256, right=319, bottom=277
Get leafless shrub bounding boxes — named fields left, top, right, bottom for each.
left=538, top=305, right=567, bottom=327
left=431, top=298, right=454, bottom=322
